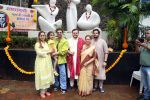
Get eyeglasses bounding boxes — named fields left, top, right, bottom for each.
left=40, top=35, right=45, bottom=37
left=57, top=31, right=62, bottom=33
left=73, top=32, right=78, bottom=34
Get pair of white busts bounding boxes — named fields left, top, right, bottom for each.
left=32, top=0, right=100, bottom=32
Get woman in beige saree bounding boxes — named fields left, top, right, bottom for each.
left=78, top=35, right=98, bottom=96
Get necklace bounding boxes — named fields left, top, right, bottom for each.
left=85, top=44, right=90, bottom=50
left=49, top=4, right=56, bottom=15
left=67, top=0, right=71, bottom=9
left=86, top=11, right=91, bottom=20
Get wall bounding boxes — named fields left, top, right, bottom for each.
left=0, top=49, right=140, bottom=84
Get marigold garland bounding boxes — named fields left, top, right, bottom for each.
left=4, top=45, right=126, bottom=75
left=105, top=49, right=127, bottom=73
left=4, top=45, right=34, bottom=75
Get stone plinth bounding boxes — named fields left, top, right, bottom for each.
left=28, top=31, right=108, bottom=41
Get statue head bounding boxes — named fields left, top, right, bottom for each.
left=85, top=4, right=92, bottom=12
left=49, top=0, right=56, bottom=6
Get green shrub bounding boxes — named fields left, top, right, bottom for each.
left=0, top=34, right=37, bottom=49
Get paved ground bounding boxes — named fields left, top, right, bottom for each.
left=0, top=80, right=138, bottom=100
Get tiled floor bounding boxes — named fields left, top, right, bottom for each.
left=0, top=80, right=138, bottom=100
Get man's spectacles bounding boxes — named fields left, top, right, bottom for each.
left=57, top=32, right=62, bottom=33
left=40, top=35, right=45, bottom=36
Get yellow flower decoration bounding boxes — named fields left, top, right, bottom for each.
left=33, top=10, right=37, bottom=22
left=4, top=45, right=34, bottom=75
left=34, top=0, right=38, bottom=4
left=105, top=49, right=127, bottom=73
left=4, top=44, right=126, bottom=75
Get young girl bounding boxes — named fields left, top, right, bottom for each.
left=34, top=31, right=54, bottom=98
left=47, top=31, right=59, bottom=76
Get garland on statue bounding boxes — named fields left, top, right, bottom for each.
left=105, top=49, right=127, bottom=73
left=4, top=45, right=34, bottom=75
left=4, top=45, right=126, bottom=75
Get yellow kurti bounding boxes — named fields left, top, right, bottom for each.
left=34, top=42, right=54, bottom=90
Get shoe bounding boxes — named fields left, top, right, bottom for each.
left=93, top=88, right=97, bottom=92
left=54, top=71, right=59, bottom=76
left=40, top=93, right=46, bottom=98
left=99, top=88, right=105, bottom=93
left=69, top=86, right=73, bottom=90
left=137, top=95, right=144, bottom=100
left=61, top=89, right=66, bottom=94
left=45, top=92, right=51, bottom=96
left=54, top=88, right=58, bottom=92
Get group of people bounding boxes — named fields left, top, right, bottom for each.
left=34, top=28, right=109, bottom=98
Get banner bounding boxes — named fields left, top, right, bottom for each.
left=0, top=4, right=37, bottom=32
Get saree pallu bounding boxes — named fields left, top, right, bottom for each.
left=78, top=46, right=98, bottom=96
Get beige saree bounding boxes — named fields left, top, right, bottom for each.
left=78, top=45, right=98, bottom=96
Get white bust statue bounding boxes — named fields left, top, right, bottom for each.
left=66, top=0, right=80, bottom=32
left=32, top=0, right=62, bottom=32
left=77, top=4, right=100, bottom=30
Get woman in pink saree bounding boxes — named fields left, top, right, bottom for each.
left=78, top=35, right=98, bottom=96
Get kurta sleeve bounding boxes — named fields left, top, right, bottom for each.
left=34, top=43, right=47, bottom=57
left=58, top=40, right=69, bottom=56
left=103, top=40, right=108, bottom=54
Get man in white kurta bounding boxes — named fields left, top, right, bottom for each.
left=67, top=29, right=84, bottom=87
left=92, top=28, right=108, bottom=93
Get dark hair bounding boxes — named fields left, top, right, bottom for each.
left=85, top=35, right=92, bottom=40
left=47, top=31, right=54, bottom=39
left=72, top=28, right=79, bottom=33
left=56, top=28, right=63, bottom=33
left=0, top=12, right=6, bottom=16
left=38, top=31, right=45, bottom=48
left=93, top=29, right=100, bottom=34
left=146, top=29, right=150, bottom=34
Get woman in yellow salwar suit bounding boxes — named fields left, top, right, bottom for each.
left=78, top=35, right=98, bottom=96
left=34, top=31, right=55, bottom=98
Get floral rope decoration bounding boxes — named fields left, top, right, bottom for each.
left=4, top=44, right=126, bottom=75
left=105, top=49, right=127, bottom=73
left=4, top=45, right=34, bottom=75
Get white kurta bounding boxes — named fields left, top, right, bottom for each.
left=92, top=38, right=108, bottom=80
left=67, top=37, right=78, bottom=79
left=66, top=0, right=80, bottom=32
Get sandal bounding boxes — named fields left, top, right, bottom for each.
left=45, top=92, right=51, bottom=96
left=40, top=93, right=46, bottom=98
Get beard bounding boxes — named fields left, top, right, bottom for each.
left=73, top=35, right=78, bottom=39
left=93, top=36, right=99, bottom=39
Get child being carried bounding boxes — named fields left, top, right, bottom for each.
left=47, top=31, right=59, bottom=76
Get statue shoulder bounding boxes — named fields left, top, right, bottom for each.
left=92, top=11, right=100, bottom=17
